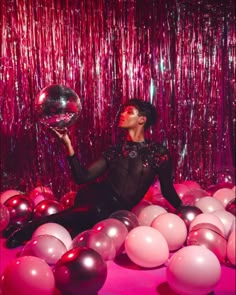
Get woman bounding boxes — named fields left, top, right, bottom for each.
left=5, top=98, right=182, bottom=248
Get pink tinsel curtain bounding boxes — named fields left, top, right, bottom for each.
left=0, top=0, right=235, bottom=198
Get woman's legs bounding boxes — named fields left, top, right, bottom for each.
left=6, top=183, right=122, bottom=248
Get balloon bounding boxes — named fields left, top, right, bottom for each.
left=125, top=226, right=169, bottom=268
left=213, top=188, right=235, bottom=207
left=206, top=182, right=235, bottom=195
left=53, top=247, right=107, bottom=295
left=151, top=213, right=187, bottom=251
left=35, top=84, right=82, bottom=128
left=110, top=210, right=139, bottom=232
left=189, top=213, right=225, bottom=237
left=187, top=223, right=227, bottom=263
left=175, top=205, right=202, bottom=229
left=148, top=193, right=175, bottom=212
left=32, top=200, right=64, bottom=219
left=92, top=218, right=128, bottom=255
left=166, top=245, right=221, bottom=295
left=225, top=198, right=236, bottom=216
left=0, top=203, right=10, bottom=231
left=4, top=194, right=34, bottom=225
left=182, top=189, right=209, bottom=206
left=29, top=187, right=56, bottom=206
left=1, top=256, right=55, bottom=295
left=59, top=191, right=76, bottom=209
left=227, top=230, right=236, bottom=266
left=212, top=210, right=235, bottom=239
left=71, top=229, right=116, bottom=261
left=20, top=234, right=67, bottom=265
left=195, top=196, right=224, bottom=213
left=32, top=186, right=54, bottom=194
left=0, top=189, right=22, bottom=204
left=181, top=180, right=202, bottom=190
left=137, top=204, right=167, bottom=226
left=32, top=222, right=72, bottom=250
left=131, top=199, right=152, bottom=216
left=173, top=183, right=190, bottom=198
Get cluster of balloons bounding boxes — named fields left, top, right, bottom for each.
left=0, top=180, right=235, bottom=295
left=0, top=186, right=77, bottom=232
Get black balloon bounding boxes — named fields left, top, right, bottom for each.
left=53, top=247, right=107, bottom=295
left=35, top=84, right=82, bottom=128
left=176, top=205, right=203, bottom=229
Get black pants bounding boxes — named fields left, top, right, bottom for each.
left=6, top=182, right=125, bottom=247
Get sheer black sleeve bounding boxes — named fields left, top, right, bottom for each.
left=158, top=155, right=182, bottom=209
left=67, top=154, right=108, bottom=185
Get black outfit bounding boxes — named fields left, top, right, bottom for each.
left=6, top=140, right=182, bottom=248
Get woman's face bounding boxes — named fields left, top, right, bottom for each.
left=118, top=105, right=142, bottom=129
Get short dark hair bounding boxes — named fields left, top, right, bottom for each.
left=123, top=98, right=157, bottom=130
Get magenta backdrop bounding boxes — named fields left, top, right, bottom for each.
left=0, top=0, right=235, bottom=198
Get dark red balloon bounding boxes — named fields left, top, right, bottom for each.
left=4, top=195, right=34, bottom=225
left=53, top=247, right=107, bottom=295
left=225, top=198, right=236, bottom=216
left=176, top=205, right=202, bottom=229
left=32, top=199, right=64, bottom=219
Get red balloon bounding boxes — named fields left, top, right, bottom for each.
left=4, top=194, right=34, bottom=225
left=176, top=205, right=202, bottom=229
left=29, top=186, right=56, bottom=206
left=225, top=198, right=236, bottom=216
left=59, top=191, right=76, bottom=209
left=32, top=200, right=64, bottom=219
left=53, top=247, right=107, bottom=295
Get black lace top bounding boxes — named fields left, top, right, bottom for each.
left=68, top=141, right=182, bottom=210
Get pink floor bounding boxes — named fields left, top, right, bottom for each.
left=0, top=238, right=235, bottom=295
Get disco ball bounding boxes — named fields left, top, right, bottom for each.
left=35, top=84, right=82, bottom=128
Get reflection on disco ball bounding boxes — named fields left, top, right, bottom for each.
left=35, top=84, right=82, bottom=128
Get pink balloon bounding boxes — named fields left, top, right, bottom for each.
left=189, top=213, right=225, bottom=237
left=151, top=213, right=187, bottom=251
left=166, top=245, right=221, bottom=295
left=71, top=229, right=116, bottom=261
left=195, top=196, right=224, bottom=213
left=20, top=234, right=67, bottom=265
left=213, top=188, right=235, bottom=207
left=32, top=222, right=72, bottom=250
left=29, top=187, right=56, bottom=206
left=187, top=223, right=227, bottom=263
left=125, top=226, right=169, bottom=268
left=0, top=189, right=22, bottom=204
left=0, top=203, right=10, bottom=231
left=212, top=210, right=235, bottom=239
left=1, top=256, right=55, bottom=295
left=33, top=200, right=64, bottom=219
left=147, top=193, right=176, bottom=212
left=173, top=183, right=190, bottom=198
left=181, top=180, right=201, bottom=190
left=182, top=189, right=209, bottom=206
left=131, top=199, right=152, bottom=216
left=227, top=230, right=236, bottom=266
left=92, top=218, right=128, bottom=255
left=137, top=205, right=167, bottom=226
